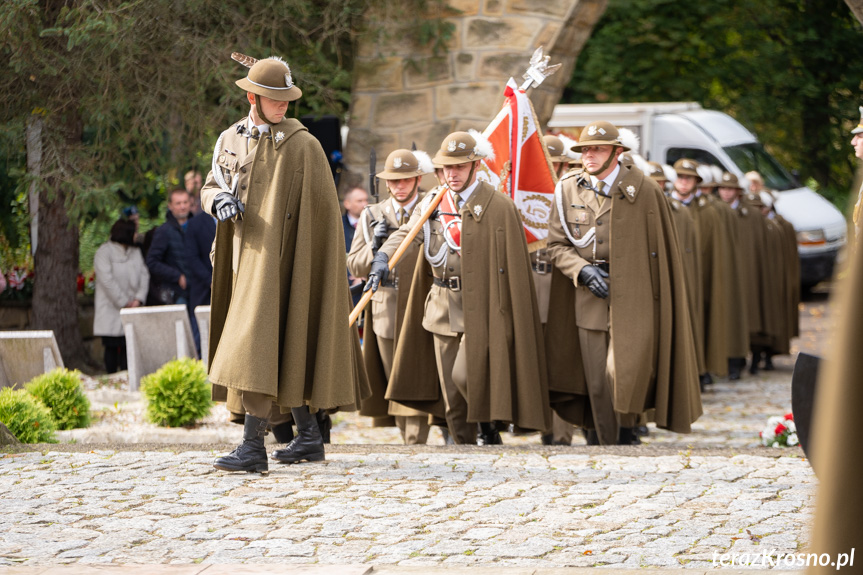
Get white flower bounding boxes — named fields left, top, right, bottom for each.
left=772, top=441, right=780, bottom=448
left=786, top=421, right=797, bottom=433
left=787, top=433, right=799, bottom=447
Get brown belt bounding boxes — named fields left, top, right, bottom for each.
left=532, top=260, right=552, bottom=274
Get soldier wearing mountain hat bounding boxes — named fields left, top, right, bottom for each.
left=203, top=55, right=369, bottom=473
left=347, top=148, right=433, bottom=445
left=545, top=121, right=701, bottom=445
left=365, top=130, right=552, bottom=444
left=716, top=171, right=769, bottom=376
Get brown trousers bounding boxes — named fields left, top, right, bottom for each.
left=241, top=391, right=293, bottom=425
left=432, top=333, right=475, bottom=444
left=377, top=336, right=430, bottom=445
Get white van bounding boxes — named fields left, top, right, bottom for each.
left=548, top=102, right=847, bottom=287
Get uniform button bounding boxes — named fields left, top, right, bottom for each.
left=597, top=220, right=602, bottom=225
left=499, top=268, right=505, bottom=274
left=448, top=267, right=454, bottom=272
left=241, top=184, right=247, bottom=190
left=286, top=213, right=291, bottom=219
left=597, top=239, right=603, bottom=244
left=651, top=252, right=657, bottom=258
left=241, top=167, right=247, bottom=173
left=450, top=249, right=455, bottom=254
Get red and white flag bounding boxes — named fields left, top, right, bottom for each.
left=476, top=78, right=557, bottom=251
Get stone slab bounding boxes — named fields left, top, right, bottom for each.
left=0, top=330, right=63, bottom=389
left=203, top=566, right=371, bottom=574
left=194, top=306, right=211, bottom=370
left=119, top=305, right=196, bottom=391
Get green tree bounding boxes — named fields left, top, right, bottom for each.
left=565, top=0, right=863, bottom=205
left=0, top=0, right=370, bottom=367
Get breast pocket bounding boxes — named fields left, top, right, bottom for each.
left=215, top=153, right=238, bottom=175
left=564, top=205, right=592, bottom=238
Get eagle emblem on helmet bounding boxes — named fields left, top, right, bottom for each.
left=683, top=161, right=693, bottom=169
left=447, top=139, right=457, bottom=152
left=393, top=157, right=402, bottom=169
left=284, top=73, right=293, bottom=88
left=587, top=125, right=597, bottom=136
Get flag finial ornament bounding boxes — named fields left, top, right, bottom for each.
left=520, top=47, right=562, bottom=91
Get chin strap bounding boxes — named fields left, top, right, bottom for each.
left=585, top=149, right=620, bottom=178
left=449, top=162, right=478, bottom=194
left=253, top=102, right=277, bottom=126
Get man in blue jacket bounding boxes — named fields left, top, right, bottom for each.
left=146, top=189, right=192, bottom=307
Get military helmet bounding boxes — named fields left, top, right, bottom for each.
left=853, top=106, right=863, bottom=135
left=673, top=158, right=702, bottom=181
left=645, top=161, right=666, bottom=181
left=377, top=149, right=434, bottom=180
left=718, top=171, right=743, bottom=190
left=543, top=135, right=570, bottom=162
left=571, top=121, right=630, bottom=152
left=236, top=57, right=302, bottom=102
left=432, top=130, right=494, bottom=166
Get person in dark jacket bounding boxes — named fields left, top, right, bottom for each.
left=185, top=207, right=217, bottom=354
left=146, top=189, right=192, bottom=307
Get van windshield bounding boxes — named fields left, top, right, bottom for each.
left=722, top=143, right=797, bottom=191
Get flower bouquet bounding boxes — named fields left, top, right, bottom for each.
left=760, top=413, right=798, bottom=447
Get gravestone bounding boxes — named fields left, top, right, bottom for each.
left=0, top=330, right=64, bottom=389
left=194, top=305, right=211, bottom=370
left=0, top=422, right=20, bottom=445
left=120, top=305, right=196, bottom=391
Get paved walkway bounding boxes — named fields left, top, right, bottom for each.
left=0, top=297, right=831, bottom=571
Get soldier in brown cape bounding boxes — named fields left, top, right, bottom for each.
left=697, top=166, right=749, bottom=380
left=544, top=121, right=701, bottom=446
left=671, top=159, right=729, bottom=389
left=647, top=161, right=706, bottom=391
left=365, top=131, right=552, bottom=444
left=808, top=116, right=863, bottom=568
left=536, top=134, right=576, bottom=446
left=202, top=55, right=369, bottom=473
left=347, top=149, right=433, bottom=445
left=716, top=172, right=769, bottom=376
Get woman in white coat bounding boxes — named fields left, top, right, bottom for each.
left=93, top=219, right=149, bottom=373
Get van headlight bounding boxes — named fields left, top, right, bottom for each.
left=796, top=229, right=825, bottom=245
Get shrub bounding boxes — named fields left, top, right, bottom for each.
left=25, top=368, right=91, bottom=430
left=0, top=388, right=57, bottom=443
left=141, top=358, right=212, bottom=427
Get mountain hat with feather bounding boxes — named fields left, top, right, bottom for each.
left=235, top=55, right=302, bottom=103
left=432, top=130, right=495, bottom=166
left=377, top=149, right=434, bottom=180
left=570, top=121, right=630, bottom=152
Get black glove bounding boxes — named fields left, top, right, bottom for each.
left=371, top=218, right=389, bottom=252
left=577, top=265, right=609, bottom=299
left=363, top=251, right=390, bottom=293
left=213, top=192, right=245, bottom=222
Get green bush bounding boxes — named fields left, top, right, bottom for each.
left=25, top=368, right=91, bottom=430
left=0, top=388, right=57, bottom=443
left=141, top=358, right=212, bottom=427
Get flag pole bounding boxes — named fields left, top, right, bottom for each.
left=348, top=188, right=447, bottom=327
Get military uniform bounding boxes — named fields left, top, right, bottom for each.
left=368, top=131, right=552, bottom=445
left=205, top=55, right=368, bottom=473
left=347, top=149, right=431, bottom=445
left=546, top=122, right=701, bottom=445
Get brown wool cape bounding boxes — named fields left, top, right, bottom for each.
left=208, top=118, right=370, bottom=411
left=776, top=215, right=800, bottom=338
left=385, top=183, right=552, bottom=432
left=545, top=167, right=702, bottom=433
left=710, top=198, right=749, bottom=359
left=669, top=197, right=706, bottom=375
left=689, top=196, right=731, bottom=374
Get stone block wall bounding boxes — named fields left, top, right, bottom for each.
left=342, top=0, right=607, bottom=191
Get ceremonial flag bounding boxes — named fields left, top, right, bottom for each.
left=476, top=78, right=558, bottom=251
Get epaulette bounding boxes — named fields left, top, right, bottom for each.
left=560, top=170, right=580, bottom=182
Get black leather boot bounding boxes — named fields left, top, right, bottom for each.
left=763, top=353, right=775, bottom=371
left=272, top=406, right=325, bottom=463
left=271, top=421, right=294, bottom=444
left=478, top=422, right=503, bottom=445
left=618, top=427, right=642, bottom=445
left=582, top=428, right=600, bottom=446
left=728, top=358, right=743, bottom=381
left=213, top=414, right=269, bottom=474
left=749, top=348, right=761, bottom=375
left=541, top=433, right=554, bottom=446
left=316, top=410, right=332, bottom=444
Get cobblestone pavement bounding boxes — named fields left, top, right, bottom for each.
left=0, top=297, right=830, bottom=570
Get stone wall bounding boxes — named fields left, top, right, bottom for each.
left=342, top=0, right=607, bottom=192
